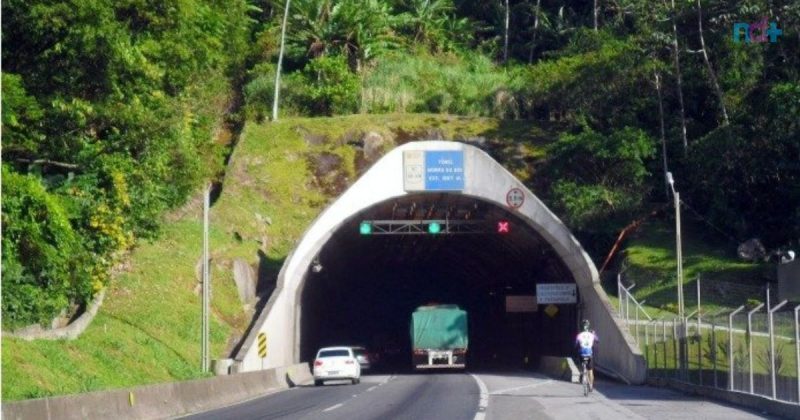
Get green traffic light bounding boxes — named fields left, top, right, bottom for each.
left=360, top=222, right=372, bottom=235
left=428, top=222, right=441, bottom=234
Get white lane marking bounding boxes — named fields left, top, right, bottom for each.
left=323, top=403, right=343, bottom=412
left=367, top=386, right=377, bottom=392
left=490, top=379, right=554, bottom=395
left=470, top=374, right=489, bottom=420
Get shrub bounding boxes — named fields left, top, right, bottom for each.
left=300, top=55, right=361, bottom=116
left=545, top=124, right=656, bottom=229
left=1, top=166, right=93, bottom=329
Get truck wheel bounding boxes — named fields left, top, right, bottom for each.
left=315, top=380, right=323, bottom=386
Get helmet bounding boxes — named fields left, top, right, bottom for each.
left=582, top=319, right=591, bottom=331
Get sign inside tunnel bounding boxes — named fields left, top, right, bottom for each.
left=403, top=150, right=464, bottom=191
left=536, top=283, right=577, bottom=304
left=505, top=295, right=537, bottom=312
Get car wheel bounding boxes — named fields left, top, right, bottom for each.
left=352, top=378, right=359, bottom=385
left=315, top=380, right=323, bottom=386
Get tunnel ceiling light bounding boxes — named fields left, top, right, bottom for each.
left=428, top=222, right=442, bottom=234
left=359, top=221, right=372, bottom=235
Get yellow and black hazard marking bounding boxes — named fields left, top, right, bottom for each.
left=257, top=332, right=267, bottom=358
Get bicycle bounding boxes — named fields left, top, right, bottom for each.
left=580, top=356, right=591, bottom=397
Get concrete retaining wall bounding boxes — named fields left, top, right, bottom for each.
left=2, top=362, right=312, bottom=420
left=2, top=290, right=106, bottom=341
left=648, top=377, right=800, bottom=419
left=538, top=356, right=579, bottom=383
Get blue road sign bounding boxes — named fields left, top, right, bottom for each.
left=424, top=151, right=464, bottom=191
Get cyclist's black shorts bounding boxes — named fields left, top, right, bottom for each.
left=581, top=356, right=593, bottom=370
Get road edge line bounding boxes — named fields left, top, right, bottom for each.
left=469, top=373, right=489, bottom=420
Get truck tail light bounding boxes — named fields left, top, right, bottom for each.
left=413, top=349, right=426, bottom=355
left=453, top=348, right=466, bottom=355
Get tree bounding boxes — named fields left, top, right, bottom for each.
left=693, top=0, right=729, bottom=126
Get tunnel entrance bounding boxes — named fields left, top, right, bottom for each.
left=234, top=141, right=644, bottom=383
left=299, top=194, right=580, bottom=370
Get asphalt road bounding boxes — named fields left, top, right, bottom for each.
left=182, top=371, right=775, bottom=420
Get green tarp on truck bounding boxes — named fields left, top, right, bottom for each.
left=411, top=305, right=468, bottom=350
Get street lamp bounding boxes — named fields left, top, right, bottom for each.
left=667, top=172, right=687, bottom=379
left=666, top=172, right=684, bottom=320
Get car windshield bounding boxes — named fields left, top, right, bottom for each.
left=318, top=350, right=350, bottom=358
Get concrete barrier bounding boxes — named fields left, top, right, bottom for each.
left=538, top=356, right=579, bottom=383
left=648, top=377, right=800, bottom=419
left=2, top=362, right=312, bottom=420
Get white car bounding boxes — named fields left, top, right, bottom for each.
left=313, top=346, right=361, bottom=386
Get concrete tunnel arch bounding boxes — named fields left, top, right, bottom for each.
left=233, top=141, right=646, bottom=384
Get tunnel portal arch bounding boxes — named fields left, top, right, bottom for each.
left=234, top=141, right=645, bottom=383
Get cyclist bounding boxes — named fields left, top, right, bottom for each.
left=575, top=319, right=599, bottom=391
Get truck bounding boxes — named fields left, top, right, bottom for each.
left=410, top=304, right=468, bottom=369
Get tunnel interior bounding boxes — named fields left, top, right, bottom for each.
left=299, top=193, right=582, bottom=370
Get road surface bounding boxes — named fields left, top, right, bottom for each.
left=182, top=371, right=774, bottom=419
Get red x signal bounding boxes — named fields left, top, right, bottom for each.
left=497, top=221, right=510, bottom=234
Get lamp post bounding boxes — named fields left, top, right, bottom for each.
left=666, top=172, right=684, bottom=320
left=666, top=172, right=687, bottom=378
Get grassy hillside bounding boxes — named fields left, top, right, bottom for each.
left=2, top=114, right=554, bottom=400
left=615, top=217, right=770, bottom=317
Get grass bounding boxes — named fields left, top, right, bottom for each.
left=641, top=324, right=798, bottom=379
left=2, top=113, right=556, bottom=401
left=2, top=220, right=238, bottom=400
left=615, top=217, right=769, bottom=316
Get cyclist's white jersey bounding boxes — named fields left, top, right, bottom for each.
left=576, top=331, right=598, bottom=357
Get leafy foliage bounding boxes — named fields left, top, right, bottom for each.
left=1, top=167, right=93, bottom=328
left=546, top=125, right=656, bottom=229
left=1, top=0, right=255, bottom=327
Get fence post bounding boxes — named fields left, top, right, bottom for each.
left=697, top=277, right=702, bottom=385
left=729, top=305, right=745, bottom=391
left=697, top=276, right=701, bottom=329
left=636, top=301, right=641, bottom=343
left=673, top=318, right=679, bottom=379
left=748, top=303, right=765, bottom=394
left=625, top=283, right=635, bottom=326
left=663, top=319, right=668, bottom=377
left=650, top=320, right=657, bottom=373
left=712, top=312, right=717, bottom=388
left=768, top=300, right=788, bottom=399
left=795, top=304, right=800, bottom=404
left=698, top=316, right=703, bottom=386
left=617, top=274, right=622, bottom=318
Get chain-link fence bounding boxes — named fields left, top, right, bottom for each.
left=617, top=276, right=800, bottom=404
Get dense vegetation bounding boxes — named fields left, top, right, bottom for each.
left=3, top=0, right=798, bottom=331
